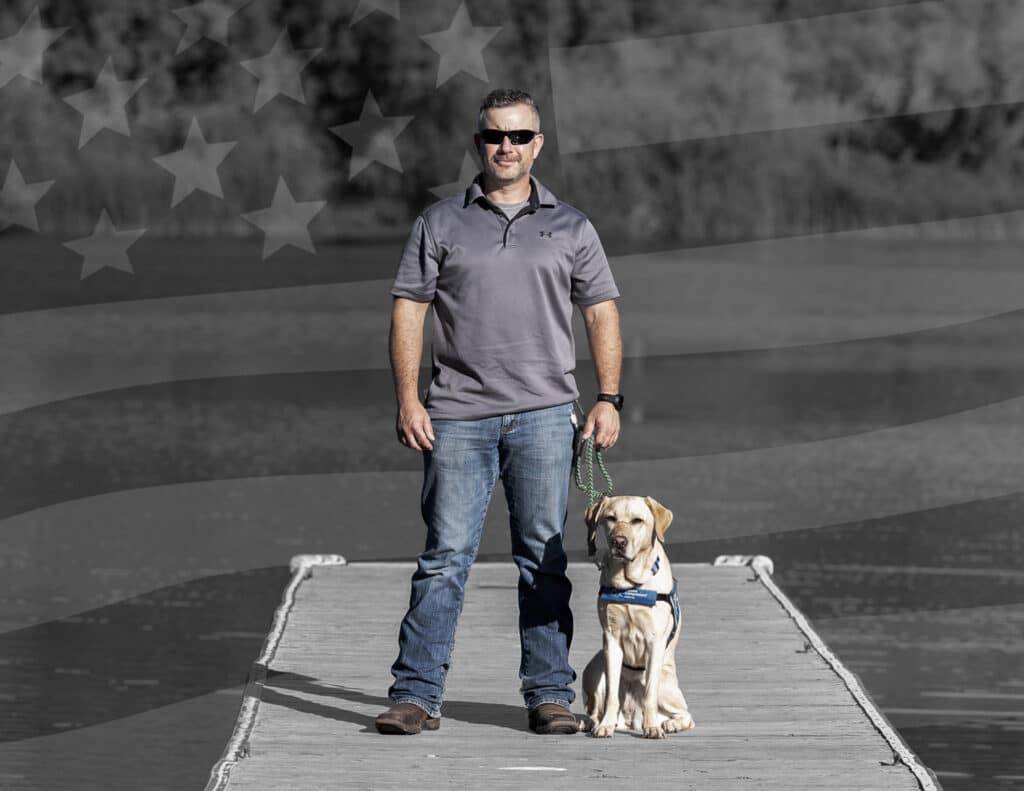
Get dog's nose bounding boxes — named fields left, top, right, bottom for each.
left=610, top=535, right=628, bottom=549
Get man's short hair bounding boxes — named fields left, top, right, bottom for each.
left=478, top=89, right=540, bottom=131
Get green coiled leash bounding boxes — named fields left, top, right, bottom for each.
left=572, top=402, right=614, bottom=559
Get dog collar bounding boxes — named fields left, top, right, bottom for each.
left=605, top=554, right=660, bottom=587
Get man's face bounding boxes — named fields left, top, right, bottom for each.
left=476, top=103, right=544, bottom=187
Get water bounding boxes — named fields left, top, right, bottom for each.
left=0, top=237, right=1021, bottom=788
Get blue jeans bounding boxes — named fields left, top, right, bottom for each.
left=388, top=402, right=577, bottom=718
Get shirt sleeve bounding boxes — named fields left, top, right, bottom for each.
left=390, top=214, right=439, bottom=302
left=571, top=218, right=620, bottom=305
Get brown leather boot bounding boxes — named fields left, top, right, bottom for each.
left=528, top=703, right=579, bottom=734
left=374, top=702, right=441, bottom=735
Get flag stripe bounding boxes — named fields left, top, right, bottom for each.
left=815, top=604, right=1024, bottom=721
left=0, top=281, right=392, bottom=415
left=887, top=723, right=1022, bottom=781
left=0, top=235, right=401, bottom=316
left=0, top=684, right=243, bottom=791
left=0, top=471, right=421, bottom=632
left=2, top=309, right=1023, bottom=519
left=0, top=567, right=290, bottom=743
left=3, top=473, right=1020, bottom=632
left=542, top=0, right=934, bottom=46
left=558, top=118, right=1024, bottom=245
left=550, top=1, right=1018, bottom=153
left=672, top=489, right=1024, bottom=582
left=5, top=237, right=1024, bottom=414
left=598, top=395, right=1024, bottom=540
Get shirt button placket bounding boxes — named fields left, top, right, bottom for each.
left=496, top=211, right=508, bottom=247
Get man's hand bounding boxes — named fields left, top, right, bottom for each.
left=397, top=401, right=435, bottom=451
left=582, top=401, right=620, bottom=450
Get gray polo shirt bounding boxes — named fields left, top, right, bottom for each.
left=391, top=175, right=619, bottom=420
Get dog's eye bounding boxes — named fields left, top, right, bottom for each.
left=631, top=518, right=644, bottom=525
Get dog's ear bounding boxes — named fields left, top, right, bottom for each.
left=584, top=498, right=606, bottom=529
left=644, top=496, right=673, bottom=541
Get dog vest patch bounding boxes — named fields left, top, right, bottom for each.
left=598, top=580, right=681, bottom=646
left=597, top=556, right=661, bottom=605
left=599, top=587, right=659, bottom=606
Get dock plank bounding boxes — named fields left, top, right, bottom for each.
left=211, top=562, right=938, bottom=790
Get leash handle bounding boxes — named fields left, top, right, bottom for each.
left=571, top=404, right=614, bottom=562
left=574, top=436, right=613, bottom=503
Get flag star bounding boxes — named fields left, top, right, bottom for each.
left=329, top=91, right=413, bottom=179
left=0, top=161, right=54, bottom=232
left=62, top=57, right=147, bottom=149
left=63, top=210, right=146, bottom=279
left=239, top=28, right=320, bottom=112
left=420, top=2, right=501, bottom=88
left=241, top=177, right=326, bottom=260
left=429, top=151, right=480, bottom=199
left=153, top=117, right=237, bottom=207
left=171, top=0, right=251, bottom=55
left=350, top=0, right=400, bottom=26
left=0, top=5, right=68, bottom=89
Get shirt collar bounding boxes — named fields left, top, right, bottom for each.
left=464, top=174, right=558, bottom=211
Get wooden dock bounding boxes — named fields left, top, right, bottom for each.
left=206, top=557, right=941, bottom=790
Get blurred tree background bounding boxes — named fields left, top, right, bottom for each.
left=2, top=0, right=1023, bottom=244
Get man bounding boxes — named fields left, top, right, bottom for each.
left=377, top=88, right=623, bottom=736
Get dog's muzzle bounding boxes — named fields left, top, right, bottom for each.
left=609, top=535, right=629, bottom=555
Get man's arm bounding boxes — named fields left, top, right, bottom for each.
left=390, top=296, right=434, bottom=450
left=579, top=299, right=622, bottom=449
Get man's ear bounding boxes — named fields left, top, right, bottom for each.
left=644, top=496, right=673, bottom=542
left=584, top=498, right=606, bottom=529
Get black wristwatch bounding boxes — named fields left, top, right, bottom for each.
left=596, top=392, right=624, bottom=411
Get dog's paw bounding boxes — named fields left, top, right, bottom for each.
left=662, top=714, right=695, bottom=733
left=642, top=724, right=666, bottom=739
left=591, top=723, right=616, bottom=738
left=578, top=715, right=594, bottom=733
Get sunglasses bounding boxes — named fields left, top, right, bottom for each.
left=479, top=129, right=538, bottom=145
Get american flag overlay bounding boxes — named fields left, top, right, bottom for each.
left=1, top=1, right=1022, bottom=788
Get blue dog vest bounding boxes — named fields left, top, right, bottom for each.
left=598, top=555, right=681, bottom=650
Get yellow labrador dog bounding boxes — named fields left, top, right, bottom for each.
left=580, top=496, right=695, bottom=739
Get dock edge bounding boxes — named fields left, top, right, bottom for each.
left=713, top=554, right=943, bottom=791
left=203, top=554, right=348, bottom=791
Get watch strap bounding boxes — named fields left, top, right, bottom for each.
left=596, top=392, right=624, bottom=411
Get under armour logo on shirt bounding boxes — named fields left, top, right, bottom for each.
left=539, top=230, right=553, bottom=238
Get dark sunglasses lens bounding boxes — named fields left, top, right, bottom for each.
left=481, top=129, right=535, bottom=145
